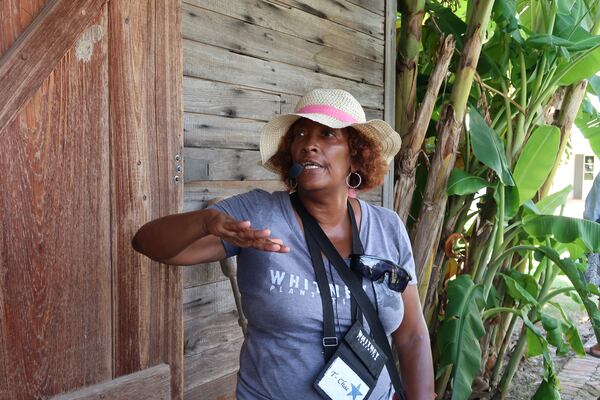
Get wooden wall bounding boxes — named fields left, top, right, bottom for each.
left=0, top=1, right=183, bottom=398
left=180, top=0, right=395, bottom=397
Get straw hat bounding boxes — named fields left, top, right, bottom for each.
left=260, top=89, right=401, bottom=173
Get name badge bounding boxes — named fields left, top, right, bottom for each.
left=315, top=355, right=371, bottom=400
left=314, top=322, right=382, bottom=400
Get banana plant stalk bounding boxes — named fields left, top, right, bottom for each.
left=394, top=35, right=455, bottom=221
left=538, top=80, right=589, bottom=197
left=395, top=0, right=426, bottom=136
left=410, top=0, right=496, bottom=289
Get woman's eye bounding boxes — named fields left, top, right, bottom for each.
left=323, top=130, right=335, bottom=137
left=296, top=131, right=305, bottom=137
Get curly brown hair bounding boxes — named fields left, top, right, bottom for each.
left=269, top=119, right=389, bottom=191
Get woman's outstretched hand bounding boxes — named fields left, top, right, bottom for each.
left=206, top=212, right=290, bottom=253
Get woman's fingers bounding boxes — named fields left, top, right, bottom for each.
left=211, top=214, right=289, bottom=252
left=254, top=237, right=290, bottom=253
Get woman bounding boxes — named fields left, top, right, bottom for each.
left=584, top=172, right=600, bottom=358
left=132, top=89, right=434, bottom=399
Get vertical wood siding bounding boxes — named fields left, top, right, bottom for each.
left=0, top=2, right=111, bottom=398
left=181, top=0, right=389, bottom=397
left=0, top=0, right=183, bottom=398
left=109, top=0, right=183, bottom=398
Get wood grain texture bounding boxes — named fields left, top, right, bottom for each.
left=181, top=3, right=383, bottom=86
left=0, top=0, right=108, bottom=134
left=0, top=6, right=111, bottom=399
left=184, top=113, right=264, bottom=150
left=184, top=78, right=281, bottom=120
left=345, top=0, right=385, bottom=15
left=50, top=364, right=171, bottom=400
left=184, top=147, right=277, bottom=181
left=109, top=0, right=183, bottom=398
left=184, top=371, right=237, bottom=400
left=184, top=336, right=244, bottom=393
left=381, top=0, right=398, bottom=208
left=274, top=0, right=384, bottom=39
left=183, top=39, right=383, bottom=109
left=183, top=262, right=229, bottom=289
left=184, top=0, right=383, bottom=63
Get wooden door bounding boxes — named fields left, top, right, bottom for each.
left=0, top=1, right=183, bottom=398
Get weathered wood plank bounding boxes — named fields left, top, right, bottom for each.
left=184, top=77, right=281, bottom=120
left=382, top=0, right=397, bottom=209
left=183, top=279, right=238, bottom=309
left=184, top=336, right=244, bottom=392
left=183, top=39, right=383, bottom=109
left=109, top=1, right=183, bottom=398
left=154, top=0, right=184, bottom=397
left=274, top=0, right=384, bottom=38
left=184, top=147, right=277, bottom=181
left=0, top=8, right=111, bottom=399
left=184, top=308, right=242, bottom=357
left=184, top=0, right=383, bottom=62
left=184, top=112, right=264, bottom=150
left=345, top=0, right=385, bottom=16
left=0, top=0, right=108, bottom=134
left=183, top=262, right=228, bottom=288
left=184, top=371, right=237, bottom=400
left=181, top=4, right=383, bottom=86
left=184, top=180, right=285, bottom=210
left=50, top=364, right=171, bottom=400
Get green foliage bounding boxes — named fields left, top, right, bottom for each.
left=407, top=0, right=600, bottom=397
left=468, top=108, right=514, bottom=185
left=523, top=215, right=600, bottom=252
left=512, top=125, right=561, bottom=204
left=534, top=185, right=573, bottom=214
left=436, top=275, right=486, bottom=400
left=447, top=169, right=489, bottom=195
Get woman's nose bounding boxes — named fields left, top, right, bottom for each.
left=301, top=132, right=319, bottom=152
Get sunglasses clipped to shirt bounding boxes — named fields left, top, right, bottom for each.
left=349, top=254, right=412, bottom=293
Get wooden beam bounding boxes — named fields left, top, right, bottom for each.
left=50, top=364, right=170, bottom=400
left=382, top=0, right=397, bottom=209
left=0, top=0, right=107, bottom=135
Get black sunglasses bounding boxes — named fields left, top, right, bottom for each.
left=350, top=254, right=412, bottom=293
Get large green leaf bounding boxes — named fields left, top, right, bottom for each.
left=547, top=301, right=586, bottom=355
left=531, top=353, right=561, bottom=400
left=501, top=273, right=540, bottom=306
left=535, top=185, right=573, bottom=214
left=557, top=44, right=600, bottom=85
left=526, top=326, right=545, bottom=357
left=436, top=276, right=485, bottom=400
left=447, top=169, right=490, bottom=195
left=469, top=108, right=514, bottom=185
left=523, top=215, right=600, bottom=252
left=541, top=313, right=570, bottom=355
left=513, top=125, right=561, bottom=204
left=575, top=109, right=600, bottom=158
left=525, top=33, right=600, bottom=51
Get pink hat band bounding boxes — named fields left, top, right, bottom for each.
left=296, top=104, right=359, bottom=124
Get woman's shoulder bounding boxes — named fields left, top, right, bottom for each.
left=360, top=199, right=403, bottom=225
left=212, top=189, right=288, bottom=219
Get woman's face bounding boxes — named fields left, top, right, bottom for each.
left=289, top=118, right=354, bottom=192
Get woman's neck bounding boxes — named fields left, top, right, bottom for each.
left=296, top=188, right=349, bottom=227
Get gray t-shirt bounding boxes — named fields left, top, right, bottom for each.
left=212, top=190, right=417, bottom=400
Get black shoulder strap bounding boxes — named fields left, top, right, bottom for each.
left=290, top=193, right=406, bottom=400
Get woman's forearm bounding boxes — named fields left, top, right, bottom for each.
left=131, top=208, right=219, bottom=262
left=397, top=334, right=435, bottom=399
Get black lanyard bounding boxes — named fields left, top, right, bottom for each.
left=290, top=192, right=406, bottom=399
